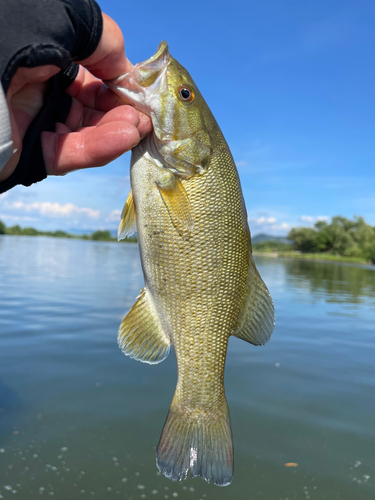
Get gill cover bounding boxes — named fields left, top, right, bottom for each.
left=106, top=41, right=216, bottom=179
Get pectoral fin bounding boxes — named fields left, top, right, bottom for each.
left=118, top=288, right=170, bottom=364
left=118, top=189, right=136, bottom=241
left=232, top=255, right=275, bottom=345
left=156, top=175, right=194, bottom=238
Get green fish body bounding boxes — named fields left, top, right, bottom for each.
left=106, top=42, right=275, bottom=487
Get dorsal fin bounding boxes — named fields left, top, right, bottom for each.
left=118, top=189, right=136, bottom=241
left=232, top=254, right=275, bottom=345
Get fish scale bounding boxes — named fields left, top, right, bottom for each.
left=107, top=41, right=275, bottom=486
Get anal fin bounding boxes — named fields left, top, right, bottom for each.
left=118, top=288, right=170, bottom=364
left=232, top=254, right=275, bottom=345
left=118, top=189, right=136, bottom=241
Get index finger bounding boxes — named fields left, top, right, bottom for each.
left=66, top=66, right=152, bottom=136
left=66, top=65, right=125, bottom=112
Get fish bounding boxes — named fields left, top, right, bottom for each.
left=106, top=41, right=275, bottom=487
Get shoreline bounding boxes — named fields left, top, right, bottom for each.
left=253, top=250, right=374, bottom=266
left=2, top=234, right=374, bottom=267
left=0, top=232, right=136, bottom=244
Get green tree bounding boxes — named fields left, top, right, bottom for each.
left=288, top=216, right=375, bottom=262
left=288, top=227, right=320, bottom=252
left=6, top=225, right=22, bottom=235
left=0, top=219, right=6, bottom=234
left=253, top=240, right=292, bottom=252
left=52, top=230, right=71, bottom=238
left=91, top=230, right=113, bottom=241
left=21, top=227, right=38, bottom=236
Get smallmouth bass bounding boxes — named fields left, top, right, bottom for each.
left=106, top=42, right=275, bottom=486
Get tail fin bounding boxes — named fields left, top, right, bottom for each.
left=156, top=400, right=233, bottom=486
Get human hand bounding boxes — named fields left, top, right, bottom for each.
left=1, top=13, right=152, bottom=182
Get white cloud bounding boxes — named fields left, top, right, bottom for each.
left=106, top=209, right=122, bottom=222
left=253, top=216, right=277, bottom=224
left=300, top=215, right=315, bottom=223
left=300, top=215, right=329, bottom=225
left=248, top=216, right=290, bottom=235
left=8, top=201, right=100, bottom=219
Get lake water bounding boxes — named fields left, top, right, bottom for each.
left=0, top=236, right=374, bottom=500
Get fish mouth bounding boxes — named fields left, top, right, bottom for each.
left=105, top=41, right=170, bottom=115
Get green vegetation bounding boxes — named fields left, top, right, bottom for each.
left=254, top=216, right=375, bottom=264
left=88, top=229, right=137, bottom=243
left=0, top=220, right=137, bottom=243
left=288, top=216, right=375, bottom=263
left=6, top=224, right=73, bottom=238
left=253, top=240, right=292, bottom=253
left=91, top=230, right=113, bottom=241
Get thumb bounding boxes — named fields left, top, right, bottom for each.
left=78, top=13, right=133, bottom=81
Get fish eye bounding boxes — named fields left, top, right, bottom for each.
left=178, top=86, right=195, bottom=103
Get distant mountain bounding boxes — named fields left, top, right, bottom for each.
left=252, top=233, right=290, bottom=244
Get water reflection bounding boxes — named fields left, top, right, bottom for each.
left=282, top=258, right=375, bottom=303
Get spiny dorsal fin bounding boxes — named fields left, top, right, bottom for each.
left=232, top=255, right=275, bottom=345
left=156, top=175, right=193, bottom=238
left=118, top=189, right=136, bottom=241
left=118, top=288, right=170, bottom=364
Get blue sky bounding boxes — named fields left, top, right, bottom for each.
left=1, top=0, right=374, bottom=236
